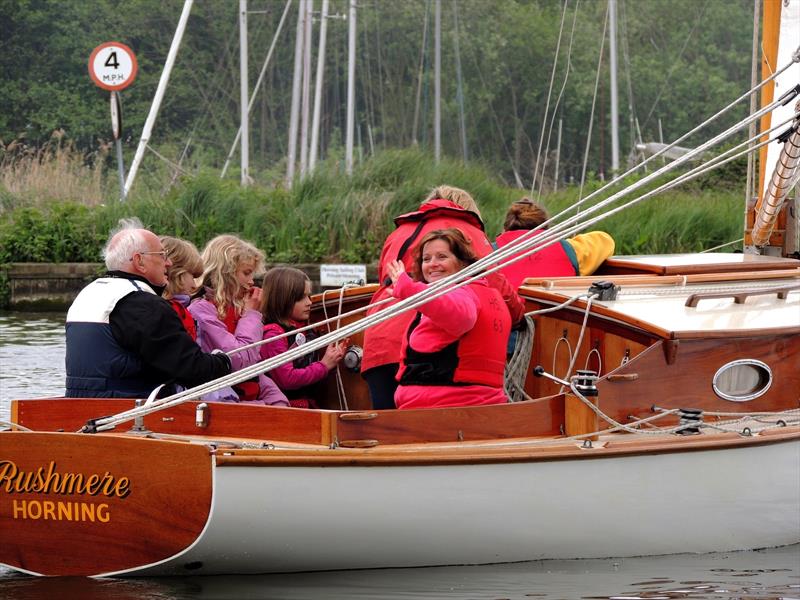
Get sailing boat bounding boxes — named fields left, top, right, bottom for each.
left=1, top=1, right=799, bottom=579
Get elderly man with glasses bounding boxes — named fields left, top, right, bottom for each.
left=65, top=218, right=232, bottom=398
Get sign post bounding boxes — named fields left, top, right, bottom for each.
left=88, top=42, right=138, bottom=201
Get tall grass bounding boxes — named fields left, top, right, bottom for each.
left=0, top=131, right=110, bottom=211
left=0, top=143, right=747, bottom=264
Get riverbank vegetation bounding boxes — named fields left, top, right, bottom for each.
left=1, top=0, right=753, bottom=266
left=1, top=144, right=746, bottom=266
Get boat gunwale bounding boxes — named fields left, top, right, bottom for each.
left=211, top=425, right=800, bottom=467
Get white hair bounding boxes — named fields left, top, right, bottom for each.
left=103, top=217, right=147, bottom=270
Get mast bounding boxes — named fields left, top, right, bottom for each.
left=434, top=0, right=441, bottom=162
left=124, top=0, right=193, bottom=197
left=747, top=0, right=800, bottom=256
left=608, top=0, right=619, bottom=173
left=286, top=0, right=305, bottom=185
left=239, top=0, right=250, bottom=185
left=299, top=0, right=313, bottom=177
left=453, top=0, right=467, bottom=161
left=309, top=0, right=330, bottom=171
left=221, top=0, right=293, bottom=179
left=345, top=0, right=356, bottom=174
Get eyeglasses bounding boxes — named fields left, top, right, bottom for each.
left=131, top=250, right=168, bottom=261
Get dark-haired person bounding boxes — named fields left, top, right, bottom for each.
left=385, top=228, right=510, bottom=409
left=362, top=185, right=524, bottom=410
left=259, top=266, right=347, bottom=407
left=495, top=198, right=615, bottom=289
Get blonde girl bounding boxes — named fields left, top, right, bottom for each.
left=188, top=235, right=288, bottom=406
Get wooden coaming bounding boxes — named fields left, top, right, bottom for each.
left=596, top=334, right=800, bottom=426
left=0, top=432, right=213, bottom=576
left=13, top=399, right=333, bottom=445
left=595, top=254, right=800, bottom=276
left=334, top=395, right=563, bottom=445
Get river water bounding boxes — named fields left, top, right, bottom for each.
left=1, top=311, right=798, bottom=598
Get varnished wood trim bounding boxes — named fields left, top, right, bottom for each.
left=0, top=432, right=213, bottom=576
left=521, top=269, right=800, bottom=289
left=673, top=326, right=800, bottom=339
left=214, top=426, right=800, bottom=467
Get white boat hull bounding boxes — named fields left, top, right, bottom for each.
left=140, top=435, right=800, bottom=575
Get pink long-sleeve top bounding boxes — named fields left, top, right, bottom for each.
left=392, top=273, right=508, bottom=409
left=189, top=299, right=288, bottom=407
left=260, top=322, right=329, bottom=391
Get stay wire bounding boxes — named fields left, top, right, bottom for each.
left=531, top=0, right=569, bottom=194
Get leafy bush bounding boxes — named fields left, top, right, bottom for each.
left=0, top=203, right=107, bottom=263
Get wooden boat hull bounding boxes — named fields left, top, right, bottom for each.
left=2, top=428, right=797, bottom=576
left=0, top=432, right=214, bottom=576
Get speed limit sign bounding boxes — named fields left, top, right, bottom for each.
left=88, top=42, right=138, bottom=91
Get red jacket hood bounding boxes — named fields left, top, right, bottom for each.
left=394, top=198, right=485, bottom=231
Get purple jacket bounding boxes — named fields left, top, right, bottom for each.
left=189, top=299, right=288, bottom=406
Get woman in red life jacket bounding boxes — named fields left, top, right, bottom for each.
left=259, top=267, right=348, bottom=408
left=362, top=185, right=524, bottom=410
left=160, top=236, right=204, bottom=340
left=386, top=228, right=511, bottom=410
left=189, top=235, right=288, bottom=406
left=495, top=198, right=615, bottom=289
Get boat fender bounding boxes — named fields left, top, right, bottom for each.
left=588, top=281, right=619, bottom=301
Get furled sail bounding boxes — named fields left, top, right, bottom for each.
left=750, top=0, right=800, bottom=253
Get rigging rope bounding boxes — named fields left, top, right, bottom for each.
left=535, top=0, right=581, bottom=202
left=88, top=58, right=800, bottom=431
left=578, top=1, right=609, bottom=204
left=531, top=0, right=570, bottom=194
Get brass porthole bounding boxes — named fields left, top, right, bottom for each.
left=712, top=359, right=773, bottom=402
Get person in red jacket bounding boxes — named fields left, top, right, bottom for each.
left=495, top=198, right=615, bottom=289
left=386, top=228, right=510, bottom=409
left=362, top=185, right=524, bottom=409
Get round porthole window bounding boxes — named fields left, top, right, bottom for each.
left=712, top=359, right=772, bottom=401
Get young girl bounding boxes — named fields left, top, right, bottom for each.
left=259, top=267, right=347, bottom=407
left=160, top=236, right=204, bottom=340
left=189, top=235, right=288, bottom=406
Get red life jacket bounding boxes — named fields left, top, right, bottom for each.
left=495, top=229, right=577, bottom=289
left=222, top=304, right=260, bottom=401
left=397, top=283, right=509, bottom=388
left=168, top=299, right=197, bottom=341
left=363, top=199, right=493, bottom=374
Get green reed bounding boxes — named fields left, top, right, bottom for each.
left=0, top=146, right=746, bottom=265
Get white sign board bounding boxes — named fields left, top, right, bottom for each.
left=320, top=264, right=367, bottom=287
left=89, top=42, right=138, bottom=91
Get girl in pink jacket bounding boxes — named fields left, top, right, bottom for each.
left=259, top=267, right=347, bottom=408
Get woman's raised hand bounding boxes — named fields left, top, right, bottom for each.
left=386, top=260, right=405, bottom=285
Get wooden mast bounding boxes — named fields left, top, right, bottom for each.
left=746, top=0, right=800, bottom=257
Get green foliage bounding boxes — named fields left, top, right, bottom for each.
left=0, top=203, right=108, bottom=263
left=0, top=0, right=756, bottom=186
left=0, top=148, right=747, bottom=266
